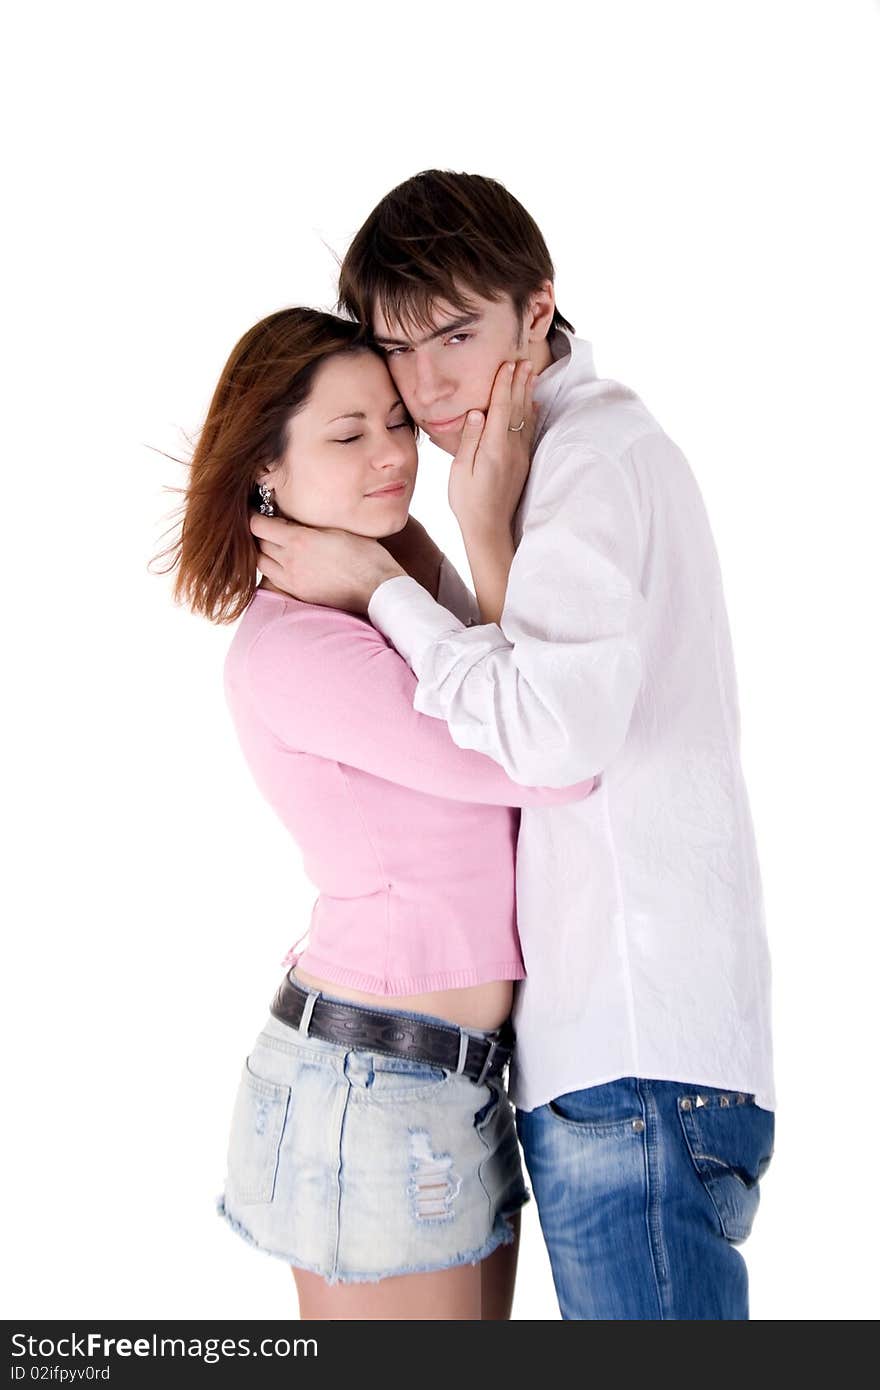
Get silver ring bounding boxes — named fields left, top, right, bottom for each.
left=508, top=420, right=526, bottom=432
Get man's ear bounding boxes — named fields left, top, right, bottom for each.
left=525, top=279, right=556, bottom=342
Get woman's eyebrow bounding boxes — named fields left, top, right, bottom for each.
left=326, top=399, right=405, bottom=424
left=373, top=314, right=481, bottom=348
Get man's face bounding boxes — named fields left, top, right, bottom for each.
left=372, top=291, right=528, bottom=455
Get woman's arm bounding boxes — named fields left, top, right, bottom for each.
left=378, top=516, right=443, bottom=599
left=447, top=362, right=534, bottom=625
left=382, top=515, right=485, bottom=627
left=461, top=527, right=515, bottom=626
left=238, top=604, right=596, bottom=809
left=436, top=554, right=481, bottom=627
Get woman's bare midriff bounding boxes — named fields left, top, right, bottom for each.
left=290, top=967, right=514, bottom=1033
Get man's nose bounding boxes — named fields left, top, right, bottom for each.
left=413, top=352, right=453, bottom=408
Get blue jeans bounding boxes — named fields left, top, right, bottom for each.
left=516, top=1077, right=775, bottom=1320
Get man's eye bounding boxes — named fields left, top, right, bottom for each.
left=446, top=333, right=470, bottom=346
left=383, top=345, right=409, bottom=357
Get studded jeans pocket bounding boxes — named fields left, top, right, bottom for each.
left=677, top=1090, right=775, bottom=1244
left=226, top=1058, right=291, bottom=1205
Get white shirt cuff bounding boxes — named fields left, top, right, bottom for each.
left=368, top=575, right=468, bottom=676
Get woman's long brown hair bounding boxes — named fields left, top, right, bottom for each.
left=155, top=308, right=370, bottom=624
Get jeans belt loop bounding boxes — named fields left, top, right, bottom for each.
left=476, top=1039, right=498, bottom=1087
left=455, top=1028, right=471, bottom=1076
left=298, top=988, right=320, bottom=1036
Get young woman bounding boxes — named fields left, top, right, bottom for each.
left=164, top=307, right=595, bottom=1320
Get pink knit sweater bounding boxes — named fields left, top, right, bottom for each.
left=224, top=588, right=595, bottom=994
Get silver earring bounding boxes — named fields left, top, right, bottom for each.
left=258, top=482, right=275, bottom=516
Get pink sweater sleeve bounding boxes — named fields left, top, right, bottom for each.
left=242, top=606, right=596, bottom=808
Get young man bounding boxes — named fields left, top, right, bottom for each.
left=251, top=171, right=776, bottom=1320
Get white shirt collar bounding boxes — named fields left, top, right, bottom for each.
left=532, top=329, right=596, bottom=444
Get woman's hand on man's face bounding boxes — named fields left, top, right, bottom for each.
left=249, top=514, right=405, bottom=613
left=447, top=358, right=536, bottom=545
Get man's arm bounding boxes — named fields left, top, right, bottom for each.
left=241, top=607, right=596, bottom=807
left=248, top=514, right=483, bottom=624
left=367, top=436, right=649, bottom=787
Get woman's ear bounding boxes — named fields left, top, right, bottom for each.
left=253, top=477, right=276, bottom=516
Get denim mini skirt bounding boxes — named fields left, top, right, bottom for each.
left=216, top=1007, right=529, bottom=1284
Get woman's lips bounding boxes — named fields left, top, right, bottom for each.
left=365, top=481, right=409, bottom=498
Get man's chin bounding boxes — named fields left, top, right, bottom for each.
left=427, top=428, right=462, bottom=456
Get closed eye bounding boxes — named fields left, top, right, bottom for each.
left=333, top=420, right=409, bottom=444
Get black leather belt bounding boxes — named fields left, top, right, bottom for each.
left=269, top=971, right=514, bottom=1086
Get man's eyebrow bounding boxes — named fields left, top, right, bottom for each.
left=373, top=314, right=481, bottom=348
left=326, top=398, right=405, bottom=424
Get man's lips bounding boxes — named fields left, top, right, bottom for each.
left=364, top=480, right=410, bottom=498
left=424, top=413, right=465, bottom=432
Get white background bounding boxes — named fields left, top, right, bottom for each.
left=3, top=0, right=878, bottom=1321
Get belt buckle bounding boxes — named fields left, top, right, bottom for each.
left=475, top=1039, right=498, bottom=1087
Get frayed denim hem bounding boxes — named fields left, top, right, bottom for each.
left=215, top=1190, right=529, bottom=1286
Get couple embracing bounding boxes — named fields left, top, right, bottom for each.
left=167, top=170, right=775, bottom=1321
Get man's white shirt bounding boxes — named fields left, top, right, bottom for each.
left=369, top=331, right=775, bottom=1113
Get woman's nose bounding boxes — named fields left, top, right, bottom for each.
left=370, top=430, right=410, bottom=469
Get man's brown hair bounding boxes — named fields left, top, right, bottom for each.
left=338, top=170, right=574, bottom=340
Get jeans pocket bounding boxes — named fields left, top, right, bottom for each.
left=364, top=1054, right=450, bottom=1098
left=547, top=1078, right=643, bottom=1135
left=474, top=1078, right=506, bottom=1130
left=677, top=1089, right=775, bottom=1244
left=226, top=1057, right=291, bottom=1205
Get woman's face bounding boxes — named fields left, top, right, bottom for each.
left=262, top=350, right=418, bottom=537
